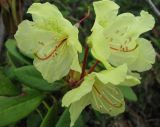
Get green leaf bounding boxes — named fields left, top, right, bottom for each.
left=118, top=86, right=137, bottom=101
left=14, top=65, right=65, bottom=91
left=5, top=39, right=31, bottom=66
left=27, top=112, right=42, bottom=127
left=0, top=89, right=44, bottom=126
left=2, top=66, right=17, bottom=80
left=40, top=103, right=58, bottom=127
left=0, top=70, right=20, bottom=96
left=55, top=109, right=84, bottom=127
left=55, top=109, right=70, bottom=127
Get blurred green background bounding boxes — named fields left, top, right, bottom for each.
left=1, top=0, right=160, bottom=127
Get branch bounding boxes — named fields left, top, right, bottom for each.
left=75, top=60, right=100, bottom=88
left=146, top=0, right=160, bottom=18
left=88, top=60, right=100, bottom=74
left=156, top=52, right=160, bottom=59
left=75, top=8, right=90, bottom=28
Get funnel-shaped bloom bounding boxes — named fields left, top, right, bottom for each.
left=62, top=64, right=140, bottom=127
left=88, top=0, right=156, bottom=72
left=15, top=3, right=82, bottom=83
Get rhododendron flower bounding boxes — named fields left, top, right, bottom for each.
left=15, top=3, right=82, bottom=83
left=88, top=0, right=156, bottom=72
left=62, top=64, right=140, bottom=127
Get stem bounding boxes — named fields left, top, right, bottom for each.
left=18, top=0, right=23, bottom=22
left=11, top=0, right=18, bottom=26
left=36, top=109, right=43, bottom=119
left=146, top=0, right=160, bottom=18
left=42, top=101, right=50, bottom=110
left=88, top=60, right=100, bottom=74
left=156, top=52, right=160, bottom=60
left=75, top=60, right=99, bottom=87
left=75, top=8, right=90, bottom=28
left=50, top=95, right=58, bottom=105
left=78, top=8, right=90, bottom=24
left=80, top=46, right=89, bottom=79
left=74, top=77, right=84, bottom=88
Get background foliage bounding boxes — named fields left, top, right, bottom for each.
left=0, top=0, right=160, bottom=127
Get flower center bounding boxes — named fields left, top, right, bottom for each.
left=110, top=44, right=139, bottom=52
left=108, top=37, right=139, bottom=52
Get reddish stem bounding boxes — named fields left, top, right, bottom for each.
left=74, top=60, right=99, bottom=88
left=75, top=8, right=90, bottom=27
left=80, top=46, right=89, bottom=79
left=88, top=60, right=100, bottom=74
left=72, top=78, right=84, bottom=88
left=78, top=9, right=90, bottom=24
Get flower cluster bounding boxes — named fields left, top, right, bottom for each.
left=15, top=0, right=156, bottom=127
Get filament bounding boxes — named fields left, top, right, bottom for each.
left=93, top=85, right=123, bottom=108
left=110, top=44, right=138, bottom=52
left=35, top=37, right=67, bottom=60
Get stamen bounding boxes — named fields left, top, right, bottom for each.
left=93, top=86, right=123, bottom=108
left=120, top=45, right=123, bottom=49
left=129, top=37, right=132, bottom=42
left=126, top=47, right=129, bottom=51
left=110, top=38, right=113, bottom=42
left=35, top=37, right=67, bottom=60
left=110, top=44, right=138, bottom=52
left=115, top=30, right=120, bottom=34
left=120, top=33, right=125, bottom=36
left=38, top=41, right=44, bottom=46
